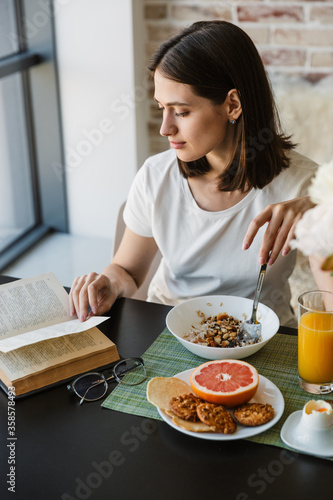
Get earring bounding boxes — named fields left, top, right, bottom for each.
left=229, top=119, right=236, bottom=125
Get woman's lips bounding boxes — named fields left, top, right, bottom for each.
left=169, top=141, right=186, bottom=149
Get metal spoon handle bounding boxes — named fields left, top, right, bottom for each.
left=251, top=263, right=267, bottom=323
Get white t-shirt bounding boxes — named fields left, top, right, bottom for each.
left=124, top=149, right=317, bottom=326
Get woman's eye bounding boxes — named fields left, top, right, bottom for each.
left=156, top=108, right=188, bottom=117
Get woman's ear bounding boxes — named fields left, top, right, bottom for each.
left=227, top=88, right=242, bottom=121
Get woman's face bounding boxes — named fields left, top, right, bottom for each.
left=154, top=69, right=235, bottom=164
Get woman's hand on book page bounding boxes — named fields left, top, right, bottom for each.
left=69, top=229, right=159, bottom=322
left=69, top=273, right=116, bottom=322
left=242, top=196, right=315, bottom=266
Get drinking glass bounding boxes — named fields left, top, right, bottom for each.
left=298, top=290, right=333, bottom=394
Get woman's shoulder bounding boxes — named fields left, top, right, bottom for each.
left=274, top=150, right=318, bottom=184
left=288, top=150, right=318, bottom=174
left=144, top=148, right=178, bottom=171
left=139, top=148, right=180, bottom=185
left=267, top=150, right=318, bottom=197
left=132, top=149, right=181, bottom=198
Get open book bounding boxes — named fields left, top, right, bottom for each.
left=0, top=273, right=119, bottom=396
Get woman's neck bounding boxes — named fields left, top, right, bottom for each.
left=187, top=175, right=249, bottom=212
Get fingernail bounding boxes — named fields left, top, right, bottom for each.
left=92, top=307, right=97, bottom=314
left=282, top=249, right=288, bottom=256
left=268, top=258, right=274, bottom=266
left=259, top=257, right=266, bottom=266
left=70, top=309, right=74, bottom=316
left=242, top=242, right=249, bottom=251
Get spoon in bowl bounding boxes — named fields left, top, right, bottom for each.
left=237, top=263, right=267, bottom=345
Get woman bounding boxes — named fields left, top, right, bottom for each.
left=70, top=21, right=317, bottom=327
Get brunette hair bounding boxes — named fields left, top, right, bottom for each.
left=148, top=21, right=295, bottom=191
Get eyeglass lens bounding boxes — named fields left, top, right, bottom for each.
left=71, top=358, right=146, bottom=403
left=114, top=358, right=146, bottom=385
left=73, top=373, right=107, bottom=401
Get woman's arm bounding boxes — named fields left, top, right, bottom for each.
left=309, top=255, right=333, bottom=294
left=242, top=196, right=316, bottom=265
left=69, top=227, right=159, bottom=321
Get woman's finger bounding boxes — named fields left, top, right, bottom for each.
left=258, top=207, right=286, bottom=264
left=242, top=206, right=272, bottom=250
left=261, top=210, right=296, bottom=264
left=77, top=272, right=99, bottom=321
left=244, top=197, right=315, bottom=265
left=87, top=274, right=114, bottom=317
left=69, top=275, right=87, bottom=319
left=69, top=276, right=81, bottom=316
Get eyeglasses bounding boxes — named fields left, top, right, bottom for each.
left=67, top=357, right=146, bottom=405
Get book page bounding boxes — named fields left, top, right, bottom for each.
left=0, top=315, right=110, bottom=353
left=0, top=273, right=109, bottom=352
left=0, top=272, right=71, bottom=339
left=0, top=327, right=114, bottom=380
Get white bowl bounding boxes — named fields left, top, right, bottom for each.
left=166, top=295, right=279, bottom=360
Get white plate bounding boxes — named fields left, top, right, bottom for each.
left=280, top=411, right=333, bottom=457
left=157, top=369, right=284, bottom=440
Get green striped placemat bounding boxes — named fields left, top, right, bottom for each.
left=102, top=329, right=333, bottom=459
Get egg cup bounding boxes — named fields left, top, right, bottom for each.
left=280, top=400, right=333, bottom=457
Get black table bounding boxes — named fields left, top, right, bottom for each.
left=0, top=275, right=331, bottom=500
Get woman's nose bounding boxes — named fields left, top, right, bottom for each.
left=159, top=113, right=177, bottom=137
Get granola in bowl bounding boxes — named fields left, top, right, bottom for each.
left=183, top=311, right=245, bottom=348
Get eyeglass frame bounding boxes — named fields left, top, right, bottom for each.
left=67, top=357, right=146, bottom=405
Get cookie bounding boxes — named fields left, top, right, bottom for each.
left=196, top=403, right=237, bottom=434
left=169, top=393, right=203, bottom=421
left=171, top=416, right=212, bottom=433
left=233, top=403, right=274, bottom=426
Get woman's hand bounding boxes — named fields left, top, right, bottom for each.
left=69, top=228, right=159, bottom=321
left=242, top=196, right=316, bottom=265
left=69, top=272, right=117, bottom=322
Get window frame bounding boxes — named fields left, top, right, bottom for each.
left=0, top=0, right=67, bottom=270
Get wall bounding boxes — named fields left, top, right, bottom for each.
left=143, top=0, right=333, bottom=162
left=55, top=0, right=148, bottom=239
left=55, top=0, right=333, bottom=242
left=144, top=0, right=333, bottom=78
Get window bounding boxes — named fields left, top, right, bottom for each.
left=0, top=0, right=67, bottom=270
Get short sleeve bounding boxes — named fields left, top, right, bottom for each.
left=291, top=152, right=318, bottom=197
left=123, top=162, right=154, bottom=237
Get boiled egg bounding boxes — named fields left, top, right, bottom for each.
left=301, top=400, right=333, bottom=431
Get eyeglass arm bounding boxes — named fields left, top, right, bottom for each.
left=79, top=378, right=106, bottom=405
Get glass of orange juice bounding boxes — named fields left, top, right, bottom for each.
left=298, top=290, right=333, bottom=394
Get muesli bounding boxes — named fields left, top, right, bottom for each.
left=183, top=311, right=243, bottom=348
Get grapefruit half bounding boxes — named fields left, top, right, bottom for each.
left=190, top=359, right=259, bottom=407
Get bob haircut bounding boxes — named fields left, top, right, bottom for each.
left=148, top=21, right=295, bottom=192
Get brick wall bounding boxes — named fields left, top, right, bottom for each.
left=143, top=0, right=333, bottom=156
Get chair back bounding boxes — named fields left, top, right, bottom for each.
left=113, top=202, right=161, bottom=301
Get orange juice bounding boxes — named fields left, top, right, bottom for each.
left=298, top=311, right=333, bottom=383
